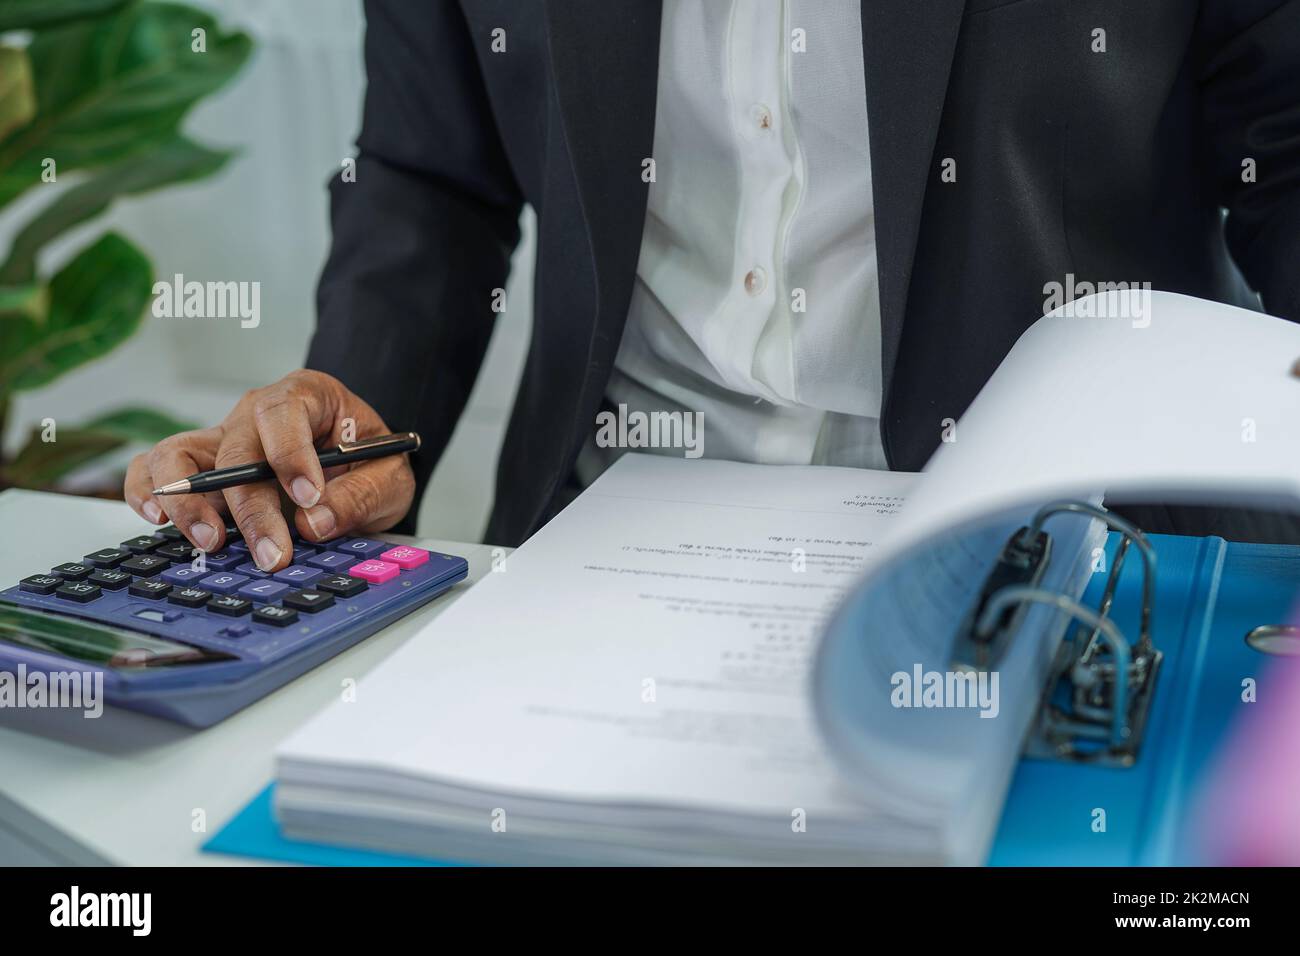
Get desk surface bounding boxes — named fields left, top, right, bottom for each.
left=0, top=489, right=498, bottom=866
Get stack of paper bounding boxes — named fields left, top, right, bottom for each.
left=276, top=292, right=1300, bottom=864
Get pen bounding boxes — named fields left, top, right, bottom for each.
left=151, top=431, right=421, bottom=496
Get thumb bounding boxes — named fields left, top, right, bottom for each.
left=294, top=457, right=415, bottom=542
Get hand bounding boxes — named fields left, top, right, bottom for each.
left=124, top=369, right=416, bottom=571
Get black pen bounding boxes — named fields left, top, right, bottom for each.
left=151, top=432, right=421, bottom=496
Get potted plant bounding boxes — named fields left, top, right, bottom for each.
left=0, top=0, right=250, bottom=491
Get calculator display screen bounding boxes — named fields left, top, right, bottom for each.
left=0, top=604, right=235, bottom=669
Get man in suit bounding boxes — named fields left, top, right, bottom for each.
left=125, top=0, right=1300, bottom=570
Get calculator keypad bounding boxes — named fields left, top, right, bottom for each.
left=349, top=559, right=400, bottom=584
left=7, top=525, right=466, bottom=681
left=84, top=548, right=129, bottom=569
left=207, top=595, right=252, bottom=617
left=56, top=581, right=101, bottom=603
left=272, top=564, right=321, bottom=586
left=201, top=572, right=249, bottom=595
left=316, top=574, right=367, bottom=598
left=282, top=589, right=333, bottom=613
left=120, top=554, right=169, bottom=576
left=20, top=574, right=61, bottom=595
left=168, top=587, right=212, bottom=608
left=88, top=569, right=131, bottom=590
left=120, top=535, right=164, bottom=554
left=52, top=562, right=92, bottom=581
left=129, top=579, right=171, bottom=600
left=238, top=579, right=289, bottom=602
left=253, top=605, right=298, bottom=627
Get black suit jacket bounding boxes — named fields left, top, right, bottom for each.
left=307, top=0, right=1300, bottom=546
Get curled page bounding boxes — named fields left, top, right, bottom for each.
left=814, top=291, right=1300, bottom=863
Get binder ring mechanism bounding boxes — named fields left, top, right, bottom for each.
left=950, top=501, right=1163, bottom=768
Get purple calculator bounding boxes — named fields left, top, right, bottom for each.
left=0, top=524, right=467, bottom=727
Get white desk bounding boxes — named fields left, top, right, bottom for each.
left=0, top=489, right=498, bottom=865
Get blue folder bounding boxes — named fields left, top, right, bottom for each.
left=206, top=531, right=1299, bottom=866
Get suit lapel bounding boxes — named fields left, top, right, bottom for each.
left=861, top=0, right=967, bottom=401
left=543, top=0, right=662, bottom=351
left=542, top=0, right=965, bottom=436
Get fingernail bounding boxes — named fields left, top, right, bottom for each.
left=143, top=499, right=163, bottom=523
left=191, top=522, right=218, bottom=551
left=254, top=538, right=283, bottom=572
left=304, top=504, right=336, bottom=540
left=290, top=476, right=320, bottom=509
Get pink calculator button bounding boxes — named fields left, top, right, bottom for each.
left=380, top=546, right=429, bottom=569
left=348, top=559, right=400, bottom=584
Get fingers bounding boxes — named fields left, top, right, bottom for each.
left=216, top=423, right=294, bottom=572
left=294, top=456, right=415, bottom=542
left=250, top=372, right=334, bottom=511
left=124, top=454, right=167, bottom=526
left=141, top=436, right=226, bottom=552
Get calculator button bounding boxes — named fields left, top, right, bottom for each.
left=290, top=544, right=318, bottom=563
left=157, top=525, right=186, bottom=541
left=227, top=540, right=252, bottom=556
left=282, top=589, right=334, bottom=613
left=305, top=551, right=353, bottom=571
left=154, top=541, right=196, bottom=562
left=161, top=565, right=207, bottom=587
left=120, top=554, right=170, bottom=577
left=83, top=548, right=129, bottom=569
left=129, top=579, right=172, bottom=600
left=120, top=535, right=163, bottom=554
left=348, top=559, right=400, bottom=584
left=237, top=579, right=289, bottom=602
left=203, top=550, right=244, bottom=571
left=88, top=569, right=132, bottom=590
left=200, top=572, right=249, bottom=595
left=218, top=624, right=252, bottom=638
left=252, top=605, right=298, bottom=627
left=207, top=595, right=252, bottom=617
left=52, top=562, right=92, bottom=581
left=331, top=538, right=387, bottom=558
left=54, top=582, right=101, bottom=603
left=235, top=561, right=269, bottom=579
left=316, top=574, right=368, bottom=597
left=379, top=546, right=429, bottom=569
left=272, top=564, right=322, bottom=586
left=19, top=574, right=61, bottom=595
left=168, top=587, right=212, bottom=608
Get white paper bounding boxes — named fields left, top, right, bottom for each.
left=814, top=291, right=1300, bottom=862
left=277, top=456, right=925, bottom=861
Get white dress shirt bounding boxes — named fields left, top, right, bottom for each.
left=579, top=0, right=885, bottom=482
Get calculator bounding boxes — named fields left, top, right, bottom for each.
left=0, top=523, right=467, bottom=727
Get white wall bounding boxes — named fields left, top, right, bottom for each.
left=2, top=0, right=533, bottom=543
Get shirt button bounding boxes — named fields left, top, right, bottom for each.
left=750, top=104, right=773, bottom=131
left=744, top=267, right=767, bottom=296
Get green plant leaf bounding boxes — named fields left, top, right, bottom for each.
left=0, top=135, right=232, bottom=284
left=2, top=403, right=195, bottom=487
left=0, top=2, right=251, bottom=206
left=0, top=46, right=35, bottom=142
left=0, top=279, right=45, bottom=318
left=0, top=0, right=131, bottom=33
left=76, top=405, right=196, bottom=441
left=0, top=231, right=151, bottom=391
